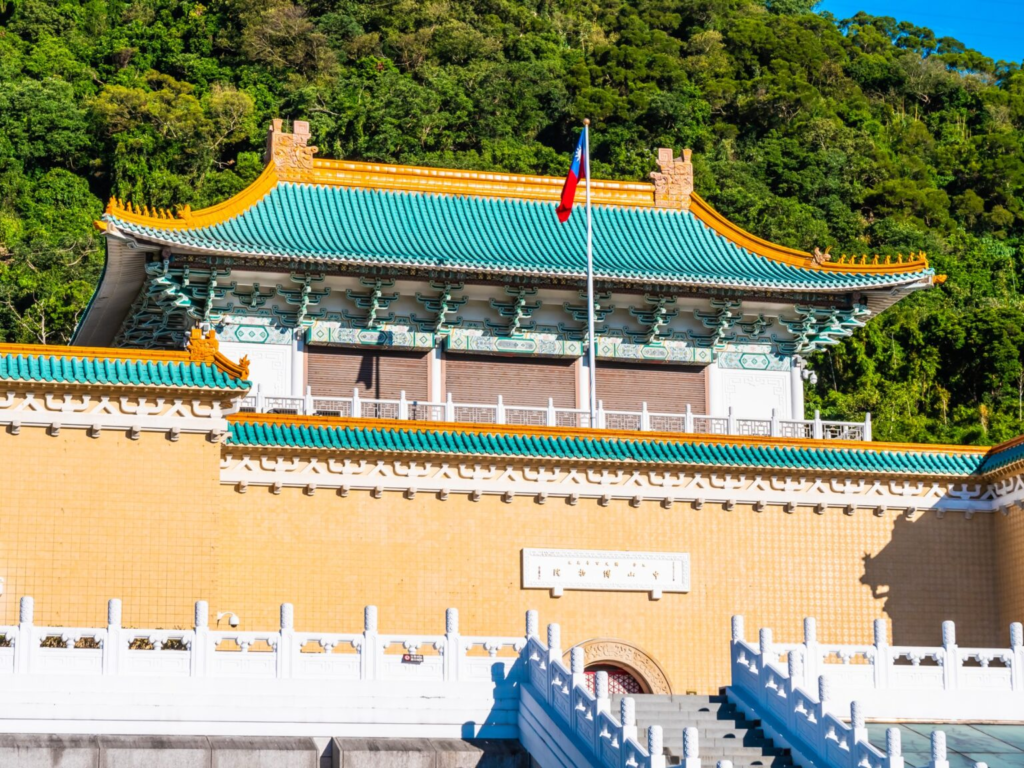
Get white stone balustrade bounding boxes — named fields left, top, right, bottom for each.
left=731, top=615, right=1024, bottom=721
left=0, top=596, right=527, bottom=738
left=519, top=614, right=670, bottom=768
left=728, top=615, right=1023, bottom=768
left=0, top=597, right=525, bottom=684
left=240, top=386, right=871, bottom=441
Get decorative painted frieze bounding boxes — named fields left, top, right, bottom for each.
left=307, top=320, right=435, bottom=350
left=445, top=328, right=583, bottom=357
left=595, top=335, right=711, bottom=364
left=716, top=344, right=790, bottom=372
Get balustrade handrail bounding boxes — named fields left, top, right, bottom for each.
left=523, top=616, right=672, bottom=768
left=0, top=597, right=527, bottom=684
left=728, top=615, right=1023, bottom=768
left=239, top=386, right=871, bottom=440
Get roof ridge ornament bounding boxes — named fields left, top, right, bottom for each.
left=266, top=118, right=318, bottom=179
left=651, top=148, right=694, bottom=211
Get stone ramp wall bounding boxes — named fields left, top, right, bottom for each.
left=0, top=735, right=532, bottom=768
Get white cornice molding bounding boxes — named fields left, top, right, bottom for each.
left=218, top=453, right=1012, bottom=516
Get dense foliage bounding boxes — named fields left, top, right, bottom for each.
left=2, top=0, right=1023, bottom=444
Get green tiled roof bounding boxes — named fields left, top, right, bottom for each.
left=979, top=439, right=1024, bottom=475
left=227, top=420, right=984, bottom=476
left=0, top=353, right=249, bottom=390
left=106, top=184, right=933, bottom=292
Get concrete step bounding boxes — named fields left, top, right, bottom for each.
left=613, top=693, right=797, bottom=768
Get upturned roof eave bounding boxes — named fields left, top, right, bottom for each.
left=102, top=221, right=937, bottom=295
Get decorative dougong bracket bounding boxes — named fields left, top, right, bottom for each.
left=487, top=287, right=540, bottom=337
left=414, top=281, right=466, bottom=333
left=690, top=299, right=740, bottom=349
left=275, top=273, right=330, bottom=328
left=774, top=304, right=871, bottom=355
left=561, top=291, right=614, bottom=341
left=230, top=283, right=277, bottom=310
left=629, top=295, right=679, bottom=344
left=344, top=278, right=399, bottom=330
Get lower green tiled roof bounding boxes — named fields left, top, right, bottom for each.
left=979, top=438, right=1024, bottom=475
left=0, top=353, right=249, bottom=390
left=227, top=420, right=985, bottom=476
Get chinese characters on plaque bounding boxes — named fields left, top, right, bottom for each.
left=521, top=548, right=690, bottom=600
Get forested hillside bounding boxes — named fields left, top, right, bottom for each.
left=2, top=0, right=1023, bottom=444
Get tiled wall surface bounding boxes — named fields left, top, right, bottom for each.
left=0, top=426, right=1006, bottom=693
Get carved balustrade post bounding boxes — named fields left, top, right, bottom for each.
left=885, top=727, right=905, bottom=768
left=941, top=621, right=958, bottom=691
left=525, top=610, right=538, bottom=639
left=787, top=649, right=804, bottom=704
left=15, top=597, right=33, bottom=675
left=351, top=388, right=361, bottom=419
left=105, top=599, right=122, bottom=676
left=727, top=406, right=736, bottom=436
left=648, top=725, right=666, bottom=768
left=596, top=400, right=606, bottom=429
left=590, top=669, right=609, bottom=755
left=570, top=645, right=586, bottom=695
left=817, top=675, right=830, bottom=721
left=681, top=726, right=700, bottom=768
left=303, top=386, right=313, bottom=416
left=495, top=395, right=505, bottom=425
left=192, top=600, right=209, bottom=677
left=873, top=619, right=889, bottom=689
left=803, top=617, right=819, bottom=689
left=547, top=398, right=556, bottom=427
left=684, top=403, right=693, bottom=433
left=864, top=412, right=873, bottom=441
left=445, top=608, right=460, bottom=682
left=640, top=402, right=650, bottom=431
left=770, top=408, right=779, bottom=438
left=254, top=383, right=264, bottom=413
left=363, top=606, right=379, bottom=681
left=398, top=390, right=409, bottom=420
left=758, top=627, right=773, bottom=706
left=620, top=696, right=638, bottom=747
left=1010, top=623, right=1023, bottom=692
left=929, top=731, right=949, bottom=768
left=546, top=623, right=561, bottom=707
left=278, top=603, right=294, bottom=679
left=850, top=701, right=868, bottom=745
left=445, top=393, right=455, bottom=422
left=813, top=410, right=823, bottom=440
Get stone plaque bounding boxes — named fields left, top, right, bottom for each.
left=522, top=548, right=689, bottom=600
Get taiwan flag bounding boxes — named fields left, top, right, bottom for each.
left=556, top=130, right=588, bottom=222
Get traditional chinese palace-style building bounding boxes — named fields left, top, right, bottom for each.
left=1, top=120, right=1023, bottom=767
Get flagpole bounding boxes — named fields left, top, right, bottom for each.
left=583, top=119, right=597, bottom=426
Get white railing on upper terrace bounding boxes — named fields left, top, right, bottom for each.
left=728, top=615, right=1024, bottom=768
left=240, top=385, right=871, bottom=441
left=0, top=597, right=523, bottom=685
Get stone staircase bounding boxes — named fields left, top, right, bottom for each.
left=611, top=694, right=796, bottom=768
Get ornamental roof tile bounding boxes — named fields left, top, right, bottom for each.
left=0, top=348, right=249, bottom=390
left=226, top=418, right=986, bottom=477
left=105, top=183, right=934, bottom=293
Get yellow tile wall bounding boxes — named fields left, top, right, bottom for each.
left=0, top=425, right=1004, bottom=692
left=995, top=508, right=1024, bottom=632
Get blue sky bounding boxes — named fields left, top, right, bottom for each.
left=818, top=0, right=1023, bottom=64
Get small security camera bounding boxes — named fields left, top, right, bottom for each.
left=228, top=614, right=240, bottom=628
left=216, top=611, right=240, bottom=628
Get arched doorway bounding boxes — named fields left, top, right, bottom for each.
left=584, top=663, right=645, bottom=695
left=564, top=638, right=673, bottom=695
